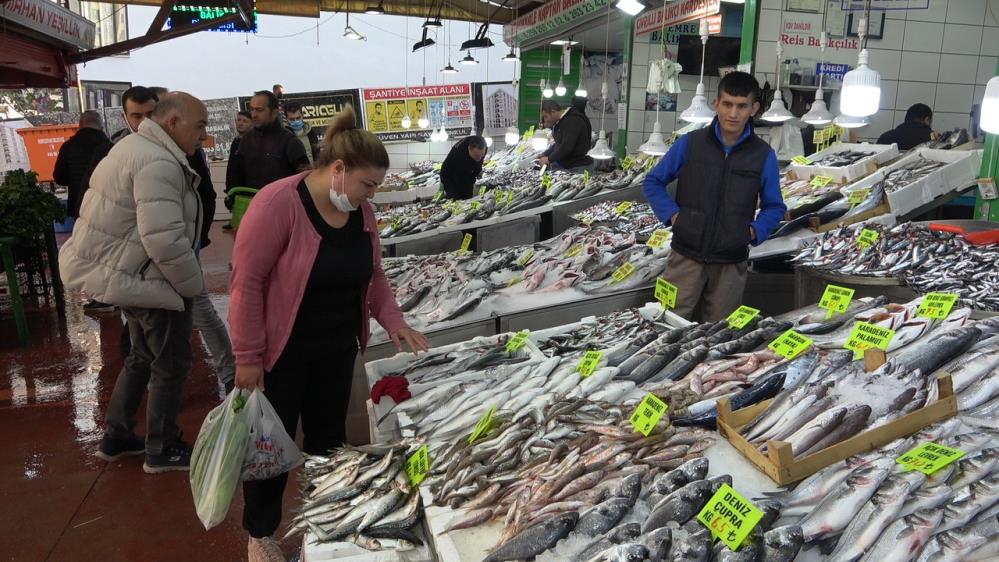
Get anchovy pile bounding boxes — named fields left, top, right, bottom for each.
left=379, top=161, right=440, bottom=192
left=793, top=223, right=999, bottom=311
left=572, top=201, right=665, bottom=238
left=807, top=149, right=877, bottom=168
left=881, top=156, right=947, bottom=193
left=287, top=445, right=425, bottom=551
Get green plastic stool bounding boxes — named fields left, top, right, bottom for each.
left=226, top=187, right=260, bottom=230
left=0, top=236, right=28, bottom=345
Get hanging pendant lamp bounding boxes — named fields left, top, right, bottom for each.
left=680, top=19, right=715, bottom=124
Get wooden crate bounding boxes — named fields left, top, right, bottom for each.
left=812, top=202, right=891, bottom=234
left=716, top=375, right=957, bottom=486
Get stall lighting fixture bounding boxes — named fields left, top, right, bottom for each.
left=834, top=113, right=869, bottom=129
left=541, top=79, right=554, bottom=98
left=589, top=3, right=617, bottom=161
left=803, top=31, right=834, bottom=126
left=555, top=78, right=567, bottom=96
left=418, top=116, right=430, bottom=128
left=461, top=23, right=495, bottom=51
left=762, top=90, right=794, bottom=123
left=840, top=49, right=881, bottom=117
left=640, top=121, right=669, bottom=156
left=460, top=53, right=479, bottom=65
left=442, top=62, right=459, bottom=73
left=439, top=127, right=450, bottom=141
left=589, top=130, right=616, bottom=160
left=505, top=126, right=520, bottom=145
left=343, top=13, right=365, bottom=41
left=980, top=76, right=999, bottom=134
left=364, top=2, right=385, bottom=15
left=531, top=135, right=549, bottom=150
left=401, top=114, right=412, bottom=129
left=575, top=87, right=588, bottom=97
left=484, top=136, right=493, bottom=147
left=423, top=18, right=443, bottom=28
left=413, top=29, right=435, bottom=51
left=615, top=0, right=648, bottom=16
left=680, top=19, right=715, bottom=124
left=503, top=48, right=520, bottom=62
left=551, top=39, right=579, bottom=46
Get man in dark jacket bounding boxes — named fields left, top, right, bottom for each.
left=538, top=99, right=593, bottom=171
left=643, top=72, right=786, bottom=322
left=877, top=103, right=935, bottom=150
left=284, top=101, right=321, bottom=165
left=440, top=135, right=487, bottom=200
left=226, top=90, right=309, bottom=190
left=54, top=110, right=111, bottom=218
left=229, top=110, right=252, bottom=159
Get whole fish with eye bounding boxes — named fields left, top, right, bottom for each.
left=881, top=156, right=947, bottom=194
left=808, top=149, right=878, bottom=167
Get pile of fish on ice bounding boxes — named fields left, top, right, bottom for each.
left=792, top=223, right=999, bottom=311
left=381, top=224, right=672, bottom=331
left=379, top=160, right=440, bottom=193
left=571, top=201, right=667, bottom=239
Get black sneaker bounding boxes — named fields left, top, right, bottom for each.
left=95, top=433, right=145, bottom=462
left=143, top=439, right=192, bottom=474
left=222, top=223, right=234, bottom=231
left=83, top=300, right=115, bottom=313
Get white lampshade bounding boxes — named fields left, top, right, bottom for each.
left=840, top=49, right=881, bottom=117
left=574, top=87, right=588, bottom=97
left=639, top=121, right=668, bottom=156
left=484, top=136, right=493, bottom=147
left=762, top=90, right=794, bottom=123
left=555, top=78, right=567, bottom=97
left=543, top=86, right=554, bottom=98
left=680, top=83, right=715, bottom=124
left=980, top=76, right=999, bottom=134
left=615, top=0, right=647, bottom=16
left=504, top=126, right=520, bottom=145
left=802, top=91, right=834, bottom=126
left=834, top=113, right=869, bottom=129
left=588, top=130, right=615, bottom=160
left=440, top=127, right=450, bottom=141
left=531, top=135, right=549, bottom=150
left=401, top=114, right=412, bottom=129
left=418, top=117, right=430, bottom=128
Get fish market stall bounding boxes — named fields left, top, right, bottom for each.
left=788, top=142, right=899, bottom=183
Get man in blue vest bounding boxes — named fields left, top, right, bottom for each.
left=643, top=72, right=786, bottom=321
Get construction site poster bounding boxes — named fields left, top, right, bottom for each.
left=361, top=84, right=473, bottom=142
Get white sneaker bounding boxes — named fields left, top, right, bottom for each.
left=248, top=536, right=286, bottom=562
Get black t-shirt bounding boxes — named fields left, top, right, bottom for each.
left=288, top=180, right=374, bottom=349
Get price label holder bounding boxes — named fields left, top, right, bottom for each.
left=848, top=189, right=870, bottom=207
left=768, top=329, right=813, bottom=360
left=857, top=228, right=880, bottom=249
left=611, top=263, right=635, bottom=283
left=432, top=190, right=445, bottom=203
left=697, top=483, right=764, bottom=551
left=845, top=321, right=895, bottom=360
left=517, top=249, right=536, bottom=267
left=727, top=305, right=760, bottom=330
left=645, top=157, right=657, bottom=172
left=810, top=175, right=834, bottom=188
left=564, top=244, right=584, bottom=258
left=577, top=350, right=604, bottom=377
left=583, top=169, right=591, bottom=184
left=459, top=233, right=473, bottom=254
left=917, top=292, right=959, bottom=320
left=629, top=393, right=669, bottom=436
left=468, top=406, right=496, bottom=444
left=479, top=185, right=488, bottom=197
left=646, top=229, right=672, bottom=250
left=405, top=445, right=431, bottom=487
left=541, top=172, right=552, bottom=191
left=505, top=330, right=530, bottom=353
left=819, top=284, right=855, bottom=319
left=621, top=156, right=634, bottom=171
left=655, top=277, right=677, bottom=310
left=897, top=442, right=966, bottom=475
left=792, top=155, right=813, bottom=166
left=433, top=163, right=442, bottom=172
left=615, top=201, right=633, bottom=215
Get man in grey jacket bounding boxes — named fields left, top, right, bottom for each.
left=60, top=92, right=209, bottom=473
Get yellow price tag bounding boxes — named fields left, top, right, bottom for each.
left=484, top=160, right=498, bottom=169
left=727, top=305, right=760, bottom=330
left=564, top=244, right=584, bottom=258
left=577, top=350, right=604, bottom=377
left=655, top=277, right=677, bottom=309
left=615, top=201, right=633, bottom=215
left=810, top=175, right=834, bottom=188
left=432, top=190, right=445, bottom=203
left=696, top=483, right=765, bottom=551
left=541, top=173, right=552, bottom=191
left=768, top=329, right=813, bottom=360
left=468, top=406, right=496, bottom=444
left=506, top=275, right=523, bottom=287
left=792, top=155, right=813, bottom=166
left=505, top=330, right=531, bottom=353
left=479, top=185, right=488, bottom=196
left=459, top=233, right=473, bottom=253
left=517, top=249, right=535, bottom=267
left=629, top=393, right=668, bottom=436
left=612, top=263, right=635, bottom=283
left=433, top=163, right=442, bottom=171
left=404, top=445, right=431, bottom=487
left=646, top=229, right=672, bottom=250
left=845, top=321, right=895, bottom=359
left=583, top=169, right=591, bottom=184
left=917, top=292, right=959, bottom=320
left=621, top=156, right=635, bottom=171
left=857, top=228, right=880, bottom=249
left=848, top=189, right=870, bottom=207
left=523, top=126, right=535, bottom=140
left=897, top=442, right=966, bottom=475
left=819, top=284, right=855, bottom=319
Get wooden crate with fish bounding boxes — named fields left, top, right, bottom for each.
left=715, top=373, right=958, bottom=486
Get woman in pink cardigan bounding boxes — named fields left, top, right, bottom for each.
left=229, top=105, right=428, bottom=561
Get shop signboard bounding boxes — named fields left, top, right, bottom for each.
left=202, top=97, right=239, bottom=161
left=1, top=0, right=97, bottom=50
left=503, top=0, right=612, bottom=46
left=361, top=84, right=473, bottom=142
left=239, top=89, right=361, bottom=143
left=840, top=0, right=928, bottom=10
left=635, top=0, right=722, bottom=37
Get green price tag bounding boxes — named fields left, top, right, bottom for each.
left=484, top=160, right=498, bottom=169
left=768, top=329, right=813, bottom=360
left=404, top=445, right=431, bottom=487
left=391, top=217, right=402, bottom=230
left=432, top=190, right=444, bottom=202
left=845, top=321, right=896, bottom=359
left=897, top=442, right=966, bottom=475
left=810, top=175, right=834, bottom=188
left=523, top=126, right=535, bottom=140
left=727, top=305, right=760, bottom=330
left=646, top=229, right=672, bottom=250
left=433, top=163, right=442, bottom=171
left=813, top=128, right=828, bottom=144
left=857, top=228, right=880, bottom=249
left=564, top=244, right=584, bottom=258
left=655, top=277, right=677, bottom=309
left=459, top=233, right=473, bottom=254
left=615, top=201, right=633, bottom=215
left=469, top=201, right=481, bottom=212
left=583, top=169, right=591, bottom=184
left=629, top=393, right=669, bottom=436
left=479, top=185, right=488, bottom=196
left=645, top=157, right=657, bottom=172
left=541, top=173, right=552, bottom=191
left=517, top=249, right=536, bottom=267
left=917, top=292, right=959, bottom=320
left=819, top=284, right=855, bottom=319
left=792, top=155, right=813, bottom=166
left=468, top=406, right=497, bottom=444
left=696, top=483, right=765, bottom=551
left=621, top=156, right=634, bottom=171
left=577, top=350, right=604, bottom=377
left=505, top=330, right=531, bottom=353
left=848, top=189, right=870, bottom=207
left=612, top=262, right=635, bottom=283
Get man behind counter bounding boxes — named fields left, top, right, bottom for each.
left=877, top=103, right=935, bottom=150
left=439, top=135, right=488, bottom=200
left=537, top=99, right=593, bottom=172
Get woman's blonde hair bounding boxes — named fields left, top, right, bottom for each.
left=317, top=105, right=390, bottom=170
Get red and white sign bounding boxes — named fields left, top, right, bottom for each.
left=636, top=0, right=722, bottom=37
left=1, top=0, right=96, bottom=50
left=362, top=84, right=471, bottom=101
left=706, top=13, right=723, bottom=34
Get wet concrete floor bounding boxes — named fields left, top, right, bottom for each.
left=0, top=224, right=304, bottom=561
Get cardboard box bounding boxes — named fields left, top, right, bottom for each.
left=790, top=143, right=899, bottom=183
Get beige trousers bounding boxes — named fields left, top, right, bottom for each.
left=663, top=251, right=749, bottom=322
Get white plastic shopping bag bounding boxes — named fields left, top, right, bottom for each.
left=241, top=389, right=303, bottom=481
left=190, top=389, right=252, bottom=530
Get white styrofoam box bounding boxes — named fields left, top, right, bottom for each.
left=791, top=143, right=900, bottom=183
left=302, top=525, right=433, bottom=562
left=372, top=181, right=439, bottom=205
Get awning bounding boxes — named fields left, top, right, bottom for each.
left=0, top=0, right=96, bottom=88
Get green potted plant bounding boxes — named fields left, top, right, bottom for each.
left=0, top=169, right=66, bottom=240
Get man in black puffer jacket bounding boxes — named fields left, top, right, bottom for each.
left=54, top=111, right=111, bottom=218
left=225, top=90, right=309, bottom=190
left=538, top=99, right=594, bottom=171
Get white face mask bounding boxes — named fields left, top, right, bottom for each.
left=329, top=166, right=358, bottom=212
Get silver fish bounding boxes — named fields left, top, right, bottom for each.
left=482, top=512, right=579, bottom=562
left=858, top=509, right=943, bottom=562
left=799, top=464, right=891, bottom=542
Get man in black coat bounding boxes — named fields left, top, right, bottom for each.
left=440, top=135, right=487, bottom=200
left=54, top=110, right=111, bottom=218
left=538, top=99, right=593, bottom=171
left=877, top=103, right=935, bottom=150
left=226, top=90, right=309, bottom=190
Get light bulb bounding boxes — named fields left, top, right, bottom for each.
left=484, top=136, right=493, bottom=147
left=840, top=49, right=881, bottom=117
left=574, top=87, right=588, bottom=97
left=418, top=117, right=430, bottom=128
left=440, top=127, right=449, bottom=141
left=615, top=0, right=648, bottom=16
left=639, top=121, right=668, bottom=156
left=980, top=76, right=999, bottom=134
left=460, top=54, right=478, bottom=66
left=555, top=79, right=567, bottom=96
left=531, top=135, right=549, bottom=150
left=504, top=126, right=520, bottom=145
left=401, top=114, right=412, bottom=129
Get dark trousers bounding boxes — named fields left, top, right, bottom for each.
left=664, top=251, right=748, bottom=322
left=242, top=338, right=358, bottom=538
left=106, top=301, right=194, bottom=455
